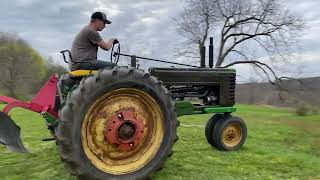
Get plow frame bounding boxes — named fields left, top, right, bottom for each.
left=0, top=74, right=59, bottom=118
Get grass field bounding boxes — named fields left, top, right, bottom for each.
left=0, top=104, right=319, bottom=180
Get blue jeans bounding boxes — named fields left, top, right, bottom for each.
left=72, top=60, right=116, bottom=70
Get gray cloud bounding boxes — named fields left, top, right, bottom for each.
left=0, top=0, right=184, bottom=66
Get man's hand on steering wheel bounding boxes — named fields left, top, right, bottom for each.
left=110, top=39, right=120, bottom=64
left=113, top=38, right=119, bottom=44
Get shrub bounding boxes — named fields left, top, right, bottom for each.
left=295, top=103, right=310, bottom=116
left=311, top=107, right=319, bottom=115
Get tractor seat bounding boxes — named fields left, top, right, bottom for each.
left=60, top=50, right=98, bottom=78
left=68, top=70, right=97, bottom=78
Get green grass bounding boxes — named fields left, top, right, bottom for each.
left=0, top=104, right=319, bottom=180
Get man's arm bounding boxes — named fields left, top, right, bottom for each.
left=97, top=38, right=119, bottom=51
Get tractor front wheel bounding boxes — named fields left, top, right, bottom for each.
left=205, top=113, right=223, bottom=147
left=56, top=67, right=178, bottom=180
left=213, top=116, right=247, bottom=151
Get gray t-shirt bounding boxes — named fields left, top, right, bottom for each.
left=70, top=25, right=103, bottom=70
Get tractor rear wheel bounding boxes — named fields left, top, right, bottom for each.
left=213, top=116, right=247, bottom=151
left=56, top=67, right=178, bottom=180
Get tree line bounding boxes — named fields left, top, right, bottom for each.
left=0, top=33, right=67, bottom=100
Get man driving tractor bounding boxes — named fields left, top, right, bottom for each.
left=70, top=11, right=119, bottom=71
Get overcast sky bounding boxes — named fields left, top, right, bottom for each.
left=0, top=0, right=319, bottom=82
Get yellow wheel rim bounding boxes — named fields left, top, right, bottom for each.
left=81, top=88, right=164, bottom=175
left=222, top=123, right=242, bottom=148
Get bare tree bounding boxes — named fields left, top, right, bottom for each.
left=214, top=0, right=303, bottom=67
left=175, top=0, right=304, bottom=81
left=174, top=0, right=217, bottom=60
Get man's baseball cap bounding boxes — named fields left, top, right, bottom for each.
left=91, top=12, right=112, bottom=24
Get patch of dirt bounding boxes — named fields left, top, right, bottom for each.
left=283, top=119, right=320, bottom=132
left=283, top=119, right=320, bottom=156
left=180, top=123, right=204, bottom=128
left=311, top=138, right=320, bottom=157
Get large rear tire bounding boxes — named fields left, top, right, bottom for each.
left=56, top=67, right=178, bottom=180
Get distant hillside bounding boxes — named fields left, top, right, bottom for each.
left=236, top=77, right=320, bottom=107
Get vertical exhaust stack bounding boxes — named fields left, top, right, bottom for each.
left=200, top=45, right=206, bottom=68
left=209, top=37, right=214, bottom=68
left=131, top=55, right=137, bottom=68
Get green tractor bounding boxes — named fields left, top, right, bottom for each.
left=0, top=41, right=247, bottom=179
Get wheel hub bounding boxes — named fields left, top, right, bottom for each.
left=105, top=109, right=144, bottom=151
left=227, top=129, right=235, bottom=139
left=222, top=123, right=242, bottom=147
left=81, top=88, right=164, bottom=174
left=118, top=122, right=135, bottom=141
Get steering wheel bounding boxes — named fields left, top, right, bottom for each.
left=110, top=42, right=120, bottom=65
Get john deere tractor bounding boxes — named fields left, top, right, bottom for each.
left=0, top=39, right=247, bottom=179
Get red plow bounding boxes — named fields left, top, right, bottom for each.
left=0, top=74, right=59, bottom=152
